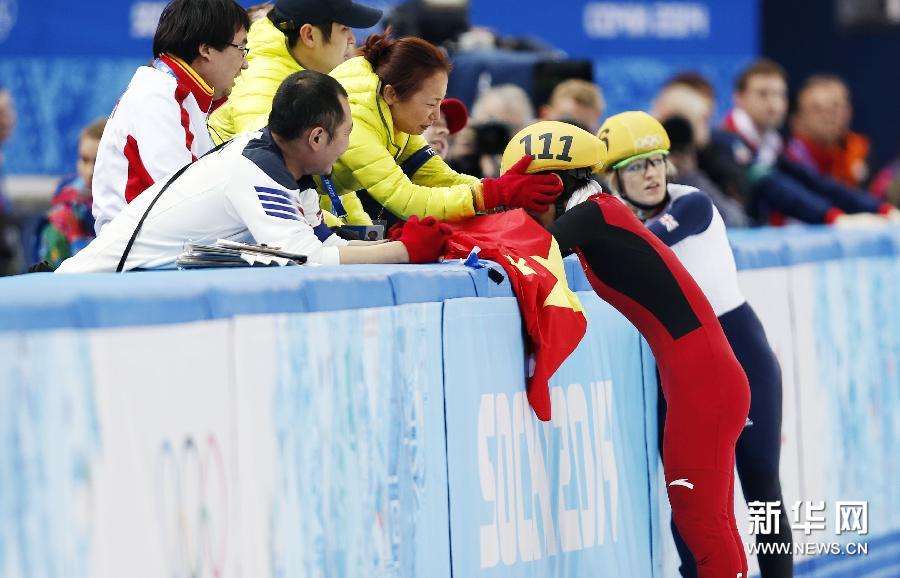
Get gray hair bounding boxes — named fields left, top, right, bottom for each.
left=471, top=84, right=535, bottom=130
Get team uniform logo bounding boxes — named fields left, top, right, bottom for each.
left=659, top=214, right=679, bottom=232
left=668, top=478, right=695, bottom=490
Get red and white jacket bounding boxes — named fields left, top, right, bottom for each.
left=91, top=54, right=224, bottom=233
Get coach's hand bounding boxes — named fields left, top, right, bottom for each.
left=396, top=215, right=453, bottom=263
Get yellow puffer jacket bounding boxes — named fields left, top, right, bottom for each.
left=208, top=18, right=370, bottom=226
left=208, top=17, right=297, bottom=144
left=330, top=57, right=482, bottom=221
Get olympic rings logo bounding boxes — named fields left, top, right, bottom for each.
left=156, top=434, right=229, bottom=578
left=634, top=134, right=664, bottom=149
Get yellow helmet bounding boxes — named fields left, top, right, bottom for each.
left=596, top=111, right=670, bottom=170
left=500, top=120, right=607, bottom=175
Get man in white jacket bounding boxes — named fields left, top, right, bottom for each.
left=57, top=71, right=451, bottom=273
left=91, top=0, right=251, bottom=233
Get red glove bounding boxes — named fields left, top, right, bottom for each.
left=480, top=155, right=564, bottom=213
left=387, top=221, right=405, bottom=241
left=396, top=215, right=453, bottom=263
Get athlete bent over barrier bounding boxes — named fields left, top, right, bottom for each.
left=500, top=121, right=752, bottom=577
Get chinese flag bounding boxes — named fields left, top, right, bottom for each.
left=443, top=209, right=586, bottom=421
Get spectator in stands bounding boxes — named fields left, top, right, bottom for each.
left=37, top=119, right=106, bottom=269
left=652, top=83, right=750, bottom=226
left=663, top=71, right=718, bottom=108
left=470, top=83, right=535, bottom=133
left=663, top=116, right=750, bottom=228
left=870, top=146, right=900, bottom=206
left=539, top=79, right=605, bottom=133
left=57, top=72, right=453, bottom=273
left=0, top=85, right=15, bottom=214
left=422, top=98, right=468, bottom=158
left=449, top=84, right=536, bottom=178
left=208, top=0, right=383, bottom=228
left=0, top=85, right=23, bottom=276
left=654, top=84, right=712, bottom=151
left=715, top=59, right=896, bottom=225
left=787, top=75, right=870, bottom=189
left=326, top=32, right=561, bottom=224
left=659, top=72, right=760, bottom=213
left=91, top=0, right=250, bottom=233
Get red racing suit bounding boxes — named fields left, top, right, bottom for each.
left=550, top=193, right=751, bottom=578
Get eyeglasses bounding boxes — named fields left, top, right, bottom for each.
left=621, top=154, right=666, bottom=175
left=227, top=43, right=250, bottom=57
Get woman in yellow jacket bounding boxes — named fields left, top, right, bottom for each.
left=329, top=32, right=563, bottom=222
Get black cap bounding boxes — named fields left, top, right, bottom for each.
left=273, top=0, right=383, bottom=29
left=661, top=115, right=694, bottom=153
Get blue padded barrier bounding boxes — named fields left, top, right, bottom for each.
left=730, top=226, right=898, bottom=270
left=728, top=228, right=788, bottom=269
left=1, top=225, right=899, bottom=578
left=0, top=271, right=215, bottom=330
left=564, top=253, right=591, bottom=291
left=202, top=266, right=397, bottom=317
left=2, top=226, right=899, bottom=332
left=0, top=262, right=495, bottom=330
left=833, top=228, right=896, bottom=260
left=780, top=227, right=843, bottom=266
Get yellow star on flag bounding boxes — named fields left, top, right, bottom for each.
left=530, top=238, right=585, bottom=312
left=505, top=255, right=537, bottom=276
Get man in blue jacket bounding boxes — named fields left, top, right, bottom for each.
left=717, top=59, right=897, bottom=225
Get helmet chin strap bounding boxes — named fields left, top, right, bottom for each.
left=616, top=169, right=669, bottom=222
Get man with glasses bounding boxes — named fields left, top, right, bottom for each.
left=91, top=0, right=250, bottom=233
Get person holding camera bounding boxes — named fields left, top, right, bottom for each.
left=327, top=31, right=563, bottom=225
left=450, top=84, right=535, bottom=178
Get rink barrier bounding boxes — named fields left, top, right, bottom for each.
left=1, top=225, right=899, bottom=577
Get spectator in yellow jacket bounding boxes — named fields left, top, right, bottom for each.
left=208, top=0, right=382, bottom=226
left=329, top=32, right=564, bottom=222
